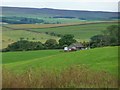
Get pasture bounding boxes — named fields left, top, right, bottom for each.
left=2, top=25, right=119, bottom=88
left=2, top=22, right=118, bottom=49
left=2, top=46, right=118, bottom=88
left=3, top=46, right=118, bottom=75
left=29, top=22, right=117, bottom=41
left=2, top=26, right=59, bottom=49
left=2, top=6, right=119, bottom=88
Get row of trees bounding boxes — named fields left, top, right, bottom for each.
left=90, top=25, right=119, bottom=48
left=53, top=16, right=76, bottom=19
left=45, top=32, right=63, bottom=37
left=2, top=16, right=61, bottom=24
left=2, top=34, right=77, bottom=52
left=2, top=17, right=44, bottom=24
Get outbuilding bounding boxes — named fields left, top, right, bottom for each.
left=64, top=42, right=86, bottom=52
left=68, top=42, right=85, bottom=50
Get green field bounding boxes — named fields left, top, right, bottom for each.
left=2, top=22, right=117, bottom=49
left=39, top=17, right=84, bottom=24
left=3, top=46, right=118, bottom=75
left=30, top=22, right=117, bottom=41
left=2, top=7, right=119, bottom=88
left=2, top=27, right=59, bottom=49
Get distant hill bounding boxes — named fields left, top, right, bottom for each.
left=1, top=6, right=118, bottom=20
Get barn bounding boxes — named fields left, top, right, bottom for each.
left=64, top=42, right=86, bottom=51
left=68, top=42, right=85, bottom=50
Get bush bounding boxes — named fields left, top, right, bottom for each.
left=44, top=39, right=58, bottom=49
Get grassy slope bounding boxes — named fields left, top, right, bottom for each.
left=2, top=22, right=117, bottom=49
left=2, top=27, right=59, bottom=49
left=2, top=29, right=59, bottom=42
left=3, top=46, right=118, bottom=75
left=30, top=23, right=117, bottom=41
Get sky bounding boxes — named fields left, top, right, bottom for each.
left=1, top=0, right=119, bottom=12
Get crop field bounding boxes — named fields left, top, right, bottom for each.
left=3, top=21, right=117, bottom=29
left=3, top=23, right=84, bottom=29
left=2, top=46, right=118, bottom=88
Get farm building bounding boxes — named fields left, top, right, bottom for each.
left=64, top=42, right=86, bottom=51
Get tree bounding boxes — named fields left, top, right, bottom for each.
left=90, top=25, right=120, bottom=48
left=90, top=35, right=110, bottom=48
left=103, top=25, right=119, bottom=46
left=45, top=39, right=58, bottom=49
left=32, top=38, right=36, bottom=40
left=59, top=34, right=77, bottom=48
left=20, top=37, right=24, bottom=41
left=82, top=41, right=90, bottom=48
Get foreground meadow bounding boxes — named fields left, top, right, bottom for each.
left=2, top=46, right=118, bottom=88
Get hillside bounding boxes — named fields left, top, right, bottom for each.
left=2, top=6, right=118, bottom=20
left=3, top=46, right=118, bottom=75
left=2, top=22, right=117, bottom=49
left=1, top=5, right=119, bottom=88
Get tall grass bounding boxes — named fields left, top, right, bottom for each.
left=3, top=66, right=118, bottom=88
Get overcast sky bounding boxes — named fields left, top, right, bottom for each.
left=1, top=0, right=119, bottom=12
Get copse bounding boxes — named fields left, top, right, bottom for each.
left=104, top=25, right=120, bottom=45
left=90, top=35, right=110, bottom=48
left=44, top=39, right=58, bottom=49
left=90, top=25, right=119, bottom=48
left=3, top=40, right=44, bottom=51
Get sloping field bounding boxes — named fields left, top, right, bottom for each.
left=30, top=22, right=117, bottom=41
left=3, top=46, right=118, bottom=75
left=2, top=26, right=59, bottom=49
left=2, top=21, right=118, bottom=49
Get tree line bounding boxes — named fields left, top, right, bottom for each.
left=1, top=17, right=61, bottom=24
left=2, top=17, right=44, bottom=24
left=2, top=34, right=76, bottom=52
left=2, top=25, right=119, bottom=52
left=90, top=25, right=119, bottom=48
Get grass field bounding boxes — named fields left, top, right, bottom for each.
left=2, top=22, right=118, bottom=49
left=2, top=46, right=118, bottom=88
left=3, top=46, right=118, bottom=75
left=2, top=7, right=119, bottom=88
left=30, top=22, right=117, bottom=41
left=2, top=26, right=59, bottom=49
